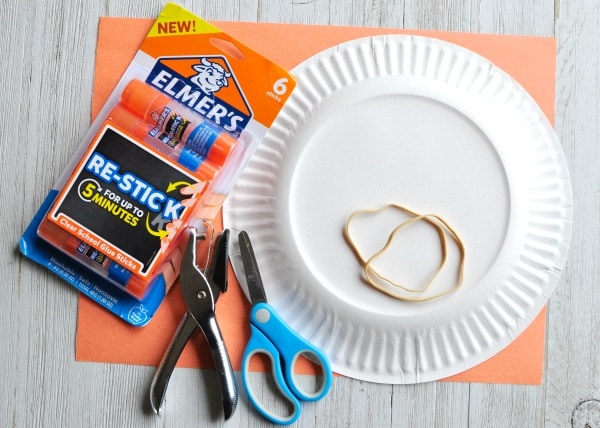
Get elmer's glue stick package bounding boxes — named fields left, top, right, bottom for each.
left=19, top=3, right=296, bottom=326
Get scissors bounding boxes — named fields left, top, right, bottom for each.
left=149, top=226, right=237, bottom=419
left=238, top=231, right=332, bottom=425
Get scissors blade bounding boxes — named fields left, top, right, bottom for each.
left=238, top=231, right=268, bottom=305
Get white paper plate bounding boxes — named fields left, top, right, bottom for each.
left=223, top=35, right=572, bottom=383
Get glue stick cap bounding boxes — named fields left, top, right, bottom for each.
left=63, top=235, right=81, bottom=254
left=38, top=217, right=69, bottom=247
left=108, top=105, right=150, bottom=140
left=124, top=275, right=147, bottom=299
left=207, top=132, right=235, bottom=165
left=108, top=262, right=133, bottom=286
left=120, top=79, right=170, bottom=121
left=178, top=147, right=218, bottom=181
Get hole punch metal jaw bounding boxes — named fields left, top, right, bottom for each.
left=149, top=226, right=237, bottom=420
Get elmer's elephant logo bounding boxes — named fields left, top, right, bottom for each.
left=190, top=58, right=232, bottom=95
left=148, top=55, right=253, bottom=133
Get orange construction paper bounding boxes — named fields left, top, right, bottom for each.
left=76, top=18, right=555, bottom=384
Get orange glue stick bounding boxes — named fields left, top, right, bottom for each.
left=38, top=218, right=184, bottom=299
left=120, top=79, right=235, bottom=166
left=125, top=229, right=187, bottom=298
left=124, top=243, right=185, bottom=299
left=107, top=105, right=218, bottom=182
left=38, top=219, right=133, bottom=287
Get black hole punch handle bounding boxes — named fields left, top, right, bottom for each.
left=207, top=229, right=230, bottom=293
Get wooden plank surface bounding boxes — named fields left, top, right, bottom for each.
left=2, top=0, right=597, bottom=426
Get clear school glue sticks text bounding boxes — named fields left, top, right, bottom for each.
left=37, top=218, right=185, bottom=299
left=120, top=79, right=235, bottom=166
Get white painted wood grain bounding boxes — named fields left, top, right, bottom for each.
left=545, top=0, right=600, bottom=426
left=3, top=0, right=598, bottom=426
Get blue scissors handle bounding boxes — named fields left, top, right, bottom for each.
left=242, top=325, right=302, bottom=425
left=242, top=303, right=332, bottom=425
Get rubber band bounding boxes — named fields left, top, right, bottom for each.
left=344, top=204, right=466, bottom=302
